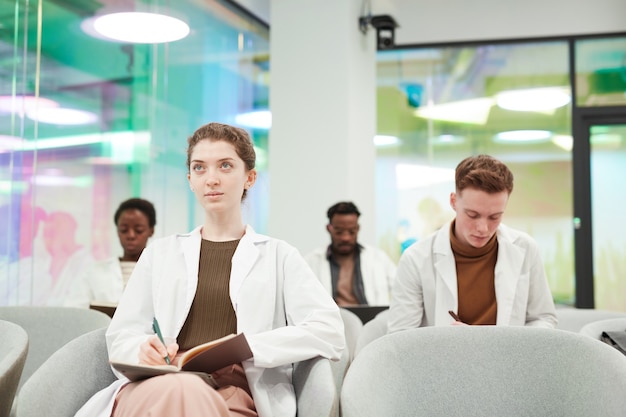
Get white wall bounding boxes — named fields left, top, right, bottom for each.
left=269, top=0, right=377, bottom=255
left=230, top=0, right=270, bottom=24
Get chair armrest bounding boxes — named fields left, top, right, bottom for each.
left=293, top=356, right=338, bottom=417
left=15, top=327, right=116, bottom=417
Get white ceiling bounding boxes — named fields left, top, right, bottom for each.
left=231, top=0, right=626, bottom=45
left=231, top=0, right=270, bottom=25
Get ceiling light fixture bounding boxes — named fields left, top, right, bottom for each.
left=494, top=130, right=552, bottom=143
left=0, top=135, right=25, bottom=152
left=414, top=97, right=494, bottom=125
left=551, top=135, right=573, bottom=151
left=0, top=95, right=58, bottom=116
left=82, top=12, right=189, bottom=44
left=0, top=131, right=151, bottom=154
left=496, top=87, right=571, bottom=112
left=430, top=134, right=466, bottom=145
left=374, top=135, right=400, bottom=146
left=235, top=110, right=272, bottom=129
left=31, top=175, right=93, bottom=187
left=26, top=107, right=98, bottom=125
left=396, top=164, right=455, bottom=189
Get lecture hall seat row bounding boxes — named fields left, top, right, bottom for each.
left=6, top=306, right=626, bottom=417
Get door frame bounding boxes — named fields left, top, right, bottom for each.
left=572, top=105, right=626, bottom=308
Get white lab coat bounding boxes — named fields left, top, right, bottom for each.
left=304, top=244, right=397, bottom=306
left=44, top=247, right=94, bottom=306
left=388, top=221, right=557, bottom=332
left=74, top=225, right=345, bottom=417
left=64, top=257, right=125, bottom=308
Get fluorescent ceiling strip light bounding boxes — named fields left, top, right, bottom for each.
left=0, top=131, right=151, bottom=152
left=396, top=164, right=455, bottom=189
left=26, top=107, right=99, bottom=125
left=414, top=97, right=494, bottom=125
left=31, top=176, right=93, bottom=187
left=18, top=134, right=101, bottom=150
left=0, top=135, right=24, bottom=152
left=430, top=134, right=466, bottom=145
left=0, top=181, right=29, bottom=194
left=235, top=110, right=272, bottom=129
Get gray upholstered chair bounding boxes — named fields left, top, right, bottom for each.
left=353, top=309, right=389, bottom=357
left=580, top=317, right=626, bottom=340
left=0, top=306, right=111, bottom=390
left=0, top=320, right=28, bottom=417
left=339, top=308, right=363, bottom=361
left=15, top=326, right=339, bottom=417
left=293, top=354, right=340, bottom=417
left=341, top=326, right=626, bottom=417
left=555, top=307, right=626, bottom=332
left=327, top=307, right=364, bottom=409
left=14, top=327, right=113, bottom=417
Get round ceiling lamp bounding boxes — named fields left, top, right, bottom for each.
left=83, top=12, right=190, bottom=44
left=374, top=135, right=400, bottom=146
left=496, top=87, right=571, bottom=112
left=494, top=130, right=552, bottom=143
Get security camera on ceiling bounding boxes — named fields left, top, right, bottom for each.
left=358, top=14, right=399, bottom=50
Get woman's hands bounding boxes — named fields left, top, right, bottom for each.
left=139, top=335, right=179, bottom=365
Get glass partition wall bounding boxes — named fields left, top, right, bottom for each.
left=2, top=1, right=624, bottom=312
left=0, top=0, right=269, bottom=305
left=375, top=35, right=626, bottom=310
left=574, top=36, right=626, bottom=310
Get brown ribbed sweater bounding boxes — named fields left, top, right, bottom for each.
left=450, top=222, right=498, bottom=325
left=177, top=239, right=239, bottom=350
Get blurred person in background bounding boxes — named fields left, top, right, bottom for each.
left=65, top=198, right=156, bottom=309
left=305, top=201, right=397, bottom=307
left=41, top=211, right=93, bottom=305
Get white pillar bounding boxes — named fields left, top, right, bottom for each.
left=269, top=0, right=377, bottom=255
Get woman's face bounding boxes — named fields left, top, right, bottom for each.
left=116, top=209, right=153, bottom=258
left=187, top=139, right=256, bottom=215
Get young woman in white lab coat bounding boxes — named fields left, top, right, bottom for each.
left=74, top=122, right=345, bottom=417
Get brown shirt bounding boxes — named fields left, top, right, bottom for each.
left=177, top=239, right=239, bottom=350
left=450, top=221, right=498, bottom=325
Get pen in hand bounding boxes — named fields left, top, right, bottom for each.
left=152, top=317, right=171, bottom=365
left=448, top=310, right=461, bottom=322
